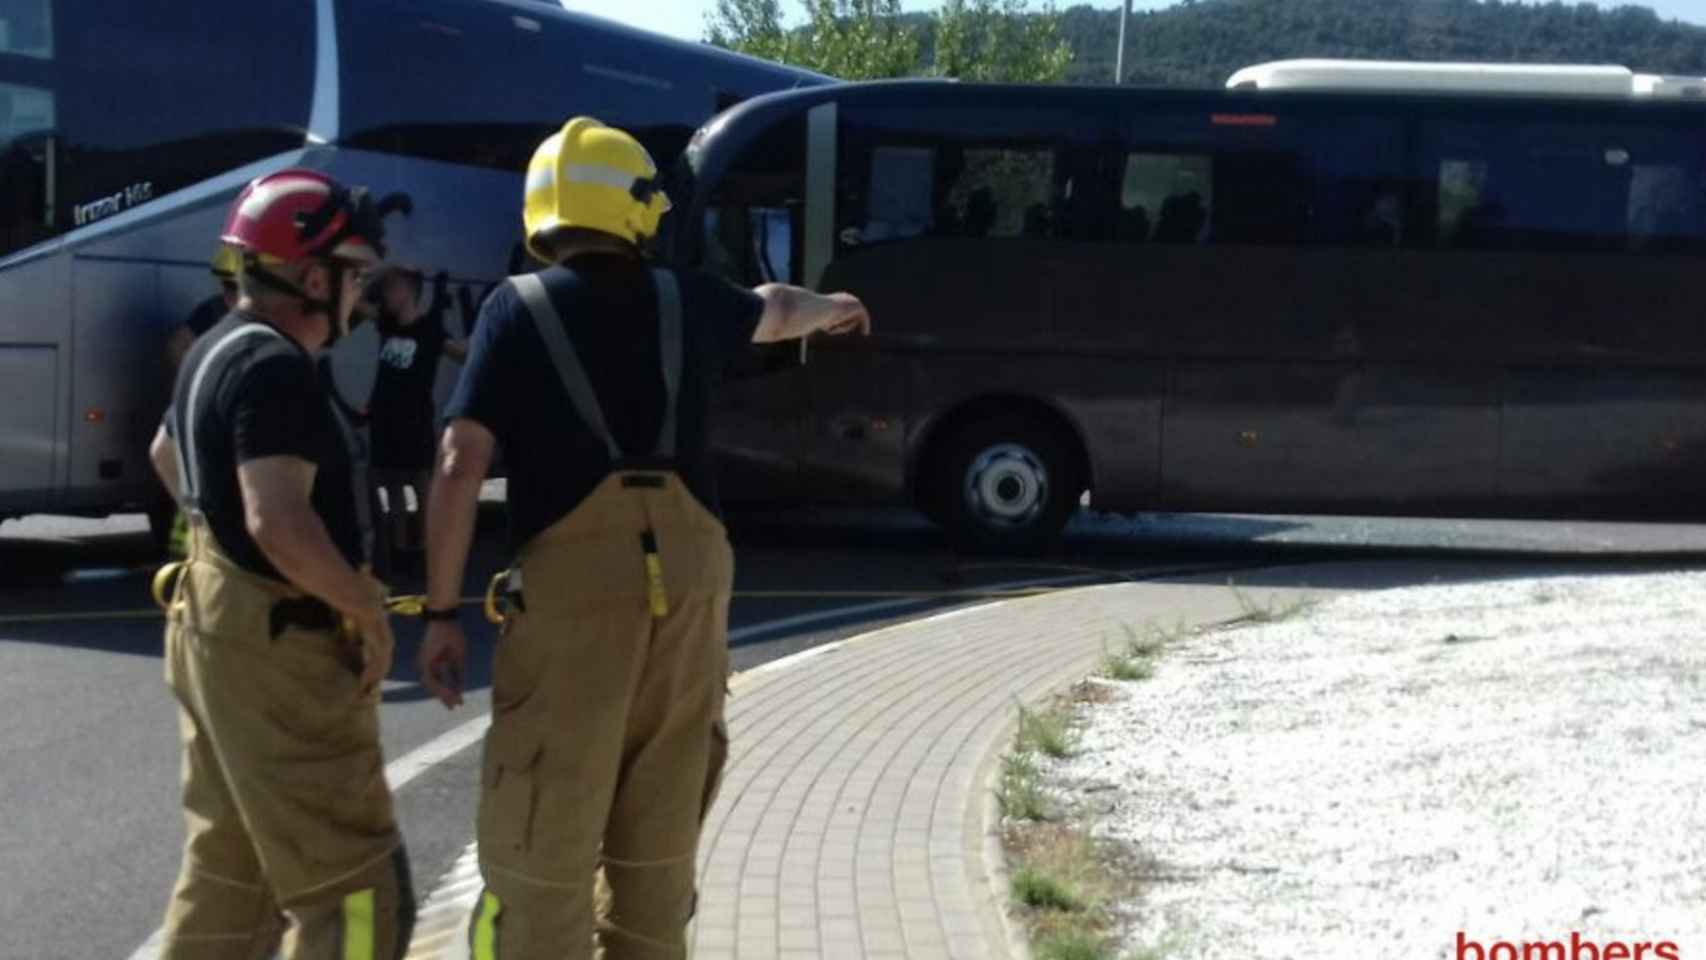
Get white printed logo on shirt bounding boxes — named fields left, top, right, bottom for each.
left=380, top=336, right=418, bottom=370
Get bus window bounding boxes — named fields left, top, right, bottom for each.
left=0, top=0, right=52, bottom=58
left=1121, top=154, right=1211, bottom=243
left=839, top=142, right=1065, bottom=247
left=55, top=0, right=313, bottom=233
left=1436, top=159, right=1490, bottom=248
left=340, top=0, right=702, bottom=173
left=859, top=146, right=934, bottom=243
left=1419, top=116, right=1704, bottom=253
left=946, top=149, right=1057, bottom=239
left=1628, top=164, right=1705, bottom=251
left=0, top=82, right=54, bottom=257
left=1120, top=110, right=1403, bottom=249
left=700, top=114, right=806, bottom=288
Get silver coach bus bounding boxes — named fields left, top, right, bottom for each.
left=0, top=0, right=825, bottom=545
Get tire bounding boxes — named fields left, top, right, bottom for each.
left=926, top=413, right=1082, bottom=554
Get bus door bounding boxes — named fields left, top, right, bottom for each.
left=1142, top=106, right=1501, bottom=514
left=698, top=109, right=819, bottom=504
left=0, top=12, right=63, bottom=514
left=819, top=96, right=1117, bottom=506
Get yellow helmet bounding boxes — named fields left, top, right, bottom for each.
left=209, top=244, right=242, bottom=280
left=523, top=116, right=671, bottom=260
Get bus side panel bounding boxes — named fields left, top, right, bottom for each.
left=0, top=345, right=59, bottom=517
left=1156, top=246, right=1502, bottom=514
left=820, top=241, right=1161, bottom=512
left=0, top=253, right=68, bottom=516
left=64, top=258, right=170, bottom=512
left=1503, top=366, right=1706, bottom=519
left=1499, top=253, right=1706, bottom=518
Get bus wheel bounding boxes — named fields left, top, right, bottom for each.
left=932, top=415, right=1080, bottom=554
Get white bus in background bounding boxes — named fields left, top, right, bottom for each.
left=0, top=0, right=826, bottom=546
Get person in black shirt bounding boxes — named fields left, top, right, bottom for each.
left=145, top=169, right=415, bottom=959
left=365, top=266, right=466, bottom=572
left=166, top=245, right=243, bottom=372
left=416, top=118, right=869, bottom=960
left=156, top=245, right=245, bottom=557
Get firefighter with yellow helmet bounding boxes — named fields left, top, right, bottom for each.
left=167, top=244, right=245, bottom=370
left=418, top=117, right=870, bottom=958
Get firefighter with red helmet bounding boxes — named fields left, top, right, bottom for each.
left=146, top=168, right=417, bottom=959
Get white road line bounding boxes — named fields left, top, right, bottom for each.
left=128, top=716, right=493, bottom=960
left=403, top=842, right=481, bottom=960
left=382, top=714, right=493, bottom=793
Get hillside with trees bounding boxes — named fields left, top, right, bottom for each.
left=710, top=0, right=1706, bottom=86
left=1061, top=0, right=1706, bottom=86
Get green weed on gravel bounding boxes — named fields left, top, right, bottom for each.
left=1017, top=703, right=1079, bottom=759
left=998, top=751, right=1051, bottom=821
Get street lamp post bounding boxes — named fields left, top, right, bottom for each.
left=1114, top=0, right=1131, bottom=84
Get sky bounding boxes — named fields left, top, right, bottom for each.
left=556, top=0, right=1706, bottom=42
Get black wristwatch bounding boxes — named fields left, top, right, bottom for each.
left=422, top=606, right=460, bottom=623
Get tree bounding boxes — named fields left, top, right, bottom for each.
left=705, top=0, right=794, bottom=64
left=707, top=0, right=920, bottom=80
left=932, top=0, right=1073, bottom=83
left=706, top=0, right=1073, bottom=83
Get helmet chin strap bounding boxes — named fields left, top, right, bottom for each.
left=243, top=255, right=352, bottom=345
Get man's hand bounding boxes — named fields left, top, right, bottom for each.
left=752, top=285, right=872, bottom=343
left=351, top=608, right=395, bottom=696
left=419, top=621, right=468, bottom=710
left=820, top=292, right=871, bottom=336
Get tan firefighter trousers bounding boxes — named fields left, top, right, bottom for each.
left=471, top=471, right=734, bottom=960
left=157, top=527, right=413, bottom=959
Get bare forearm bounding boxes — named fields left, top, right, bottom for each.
left=150, top=426, right=182, bottom=500
left=252, top=507, right=377, bottom=617
left=426, top=465, right=481, bottom=610
left=753, top=284, right=810, bottom=342
left=752, top=285, right=869, bottom=342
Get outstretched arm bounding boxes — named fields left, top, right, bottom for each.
left=751, top=285, right=871, bottom=343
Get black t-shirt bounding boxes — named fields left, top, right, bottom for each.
left=370, top=304, right=448, bottom=426
left=445, top=255, right=764, bottom=551
left=169, top=312, right=363, bottom=581
left=184, top=294, right=226, bottom=338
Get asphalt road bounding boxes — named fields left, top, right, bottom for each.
left=4, top=504, right=1705, bottom=959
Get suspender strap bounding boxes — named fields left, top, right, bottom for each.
left=654, top=269, right=684, bottom=459
left=175, top=322, right=285, bottom=509
left=509, top=269, right=686, bottom=462
left=512, top=272, right=623, bottom=460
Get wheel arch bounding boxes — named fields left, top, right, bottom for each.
left=907, top=393, right=1094, bottom=509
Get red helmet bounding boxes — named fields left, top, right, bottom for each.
left=220, top=169, right=406, bottom=266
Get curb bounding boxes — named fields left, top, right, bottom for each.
left=977, top=716, right=1034, bottom=960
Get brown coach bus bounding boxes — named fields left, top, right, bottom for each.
left=669, top=60, right=1706, bottom=552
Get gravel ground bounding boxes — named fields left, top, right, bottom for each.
left=1050, top=572, right=1706, bottom=960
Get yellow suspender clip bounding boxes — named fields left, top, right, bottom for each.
left=151, top=561, right=187, bottom=613
left=640, top=530, right=669, bottom=618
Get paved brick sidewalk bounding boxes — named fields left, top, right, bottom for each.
left=405, top=578, right=1304, bottom=959
left=690, top=580, right=1297, bottom=960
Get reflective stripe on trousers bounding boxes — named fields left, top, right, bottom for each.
left=157, top=526, right=414, bottom=959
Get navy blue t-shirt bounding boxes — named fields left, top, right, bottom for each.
left=445, top=254, right=764, bottom=551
